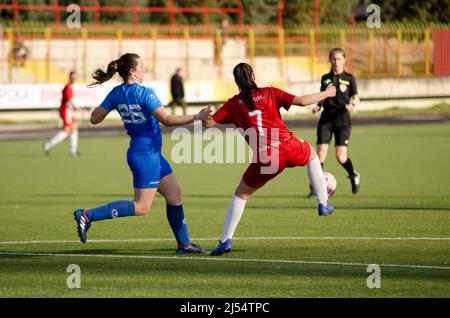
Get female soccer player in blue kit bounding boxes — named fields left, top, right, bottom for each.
left=73, top=53, right=211, bottom=254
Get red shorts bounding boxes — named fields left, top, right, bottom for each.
left=60, top=107, right=76, bottom=128
left=243, top=137, right=311, bottom=189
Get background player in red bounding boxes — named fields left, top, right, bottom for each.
left=43, top=71, right=81, bottom=157
left=203, top=63, right=337, bottom=255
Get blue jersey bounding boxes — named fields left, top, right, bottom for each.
left=101, top=83, right=162, bottom=146
left=100, top=83, right=172, bottom=188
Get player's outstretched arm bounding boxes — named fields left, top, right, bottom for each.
left=90, top=106, right=110, bottom=124
left=153, top=106, right=211, bottom=127
left=293, top=84, right=336, bottom=107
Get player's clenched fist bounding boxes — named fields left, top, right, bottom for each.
left=325, top=83, right=336, bottom=97
left=196, top=105, right=213, bottom=121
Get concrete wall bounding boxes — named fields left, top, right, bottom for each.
left=1, top=38, right=449, bottom=114
left=287, top=77, right=450, bottom=110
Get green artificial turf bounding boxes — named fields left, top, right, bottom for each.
left=0, top=123, right=449, bottom=297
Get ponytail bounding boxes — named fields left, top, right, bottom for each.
left=88, top=53, right=140, bottom=87
left=233, top=63, right=258, bottom=110
left=88, top=59, right=120, bottom=87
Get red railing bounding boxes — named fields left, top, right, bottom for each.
left=0, top=0, right=247, bottom=28
left=434, top=29, right=450, bottom=75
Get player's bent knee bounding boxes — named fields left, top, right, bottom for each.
left=335, top=153, right=347, bottom=164
left=308, top=145, right=317, bottom=161
left=135, top=209, right=148, bottom=216
left=134, top=203, right=151, bottom=216
left=236, top=193, right=251, bottom=200
left=160, top=189, right=182, bottom=206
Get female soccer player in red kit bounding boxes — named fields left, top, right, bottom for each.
left=44, top=71, right=81, bottom=156
left=203, top=63, right=337, bottom=255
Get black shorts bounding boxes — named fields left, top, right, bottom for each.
left=316, top=111, right=351, bottom=146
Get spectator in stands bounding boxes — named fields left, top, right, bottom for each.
left=169, top=67, right=187, bottom=115
left=11, top=34, right=29, bottom=67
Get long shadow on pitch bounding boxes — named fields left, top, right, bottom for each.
left=248, top=205, right=450, bottom=212
left=35, top=194, right=132, bottom=198
left=1, top=249, right=449, bottom=285
left=35, top=193, right=317, bottom=199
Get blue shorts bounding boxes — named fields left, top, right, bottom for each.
left=127, top=147, right=173, bottom=189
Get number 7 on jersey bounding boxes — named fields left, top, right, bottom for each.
left=248, top=109, right=265, bottom=136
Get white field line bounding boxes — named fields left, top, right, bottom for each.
left=0, top=251, right=449, bottom=271
left=0, top=236, right=449, bottom=245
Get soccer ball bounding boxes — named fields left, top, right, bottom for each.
left=324, top=171, right=337, bottom=197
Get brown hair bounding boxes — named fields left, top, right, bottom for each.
left=329, top=48, right=346, bottom=61
left=88, top=53, right=140, bottom=87
left=233, top=63, right=258, bottom=110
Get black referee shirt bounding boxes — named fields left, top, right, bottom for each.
left=320, top=70, right=358, bottom=113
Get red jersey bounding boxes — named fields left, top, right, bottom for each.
left=212, top=87, right=295, bottom=141
left=60, top=84, right=73, bottom=112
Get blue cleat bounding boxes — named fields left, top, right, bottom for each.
left=73, top=208, right=91, bottom=243
left=176, top=243, right=208, bottom=255
left=318, top=203, right=334, bottom=216
left=210, top=239, right=232, bottom=256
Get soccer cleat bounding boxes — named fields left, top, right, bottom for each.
left=70, top=151, right=82, bottom=157
left=210, top=239, right=232, bottom=256
left=176, top=243, right=208, bottom=255
left=73, top=208, right=91, bottom=243
left=318, top=203, right=334, bottom=216
left=349, top=171, right=360, bottom=194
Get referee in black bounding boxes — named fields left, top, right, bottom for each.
left=309, top=48, right=360, bottom=195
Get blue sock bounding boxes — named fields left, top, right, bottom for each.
left=166, top=204, right=190, bottom=247
left=85, top=200, right=135, bottom=222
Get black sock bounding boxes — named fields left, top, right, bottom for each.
left=341, top=158, right=355, bottom=176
